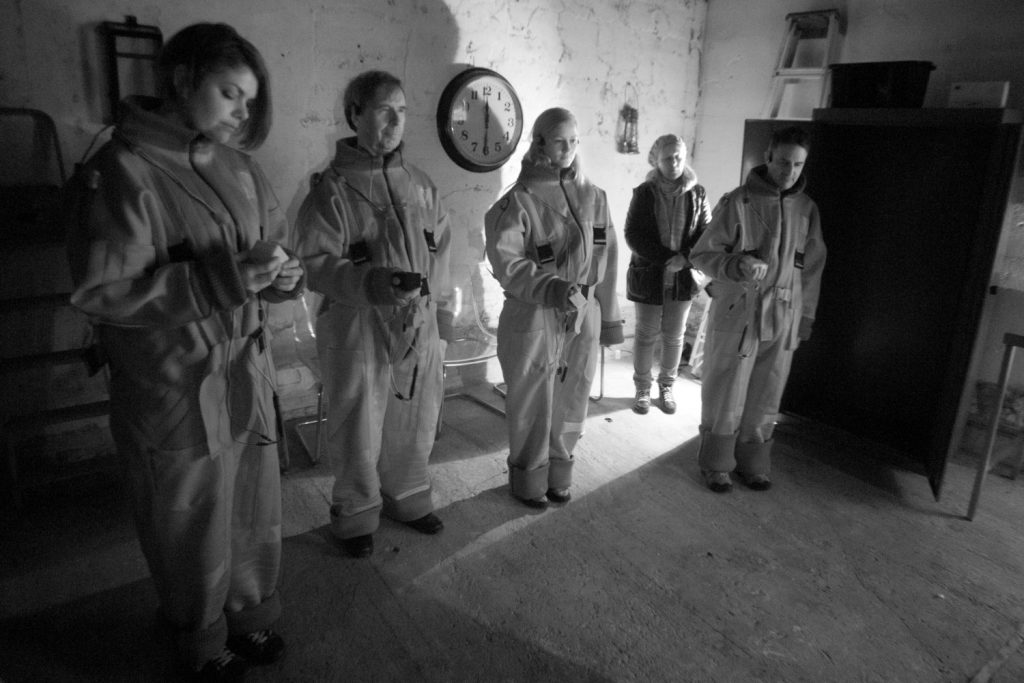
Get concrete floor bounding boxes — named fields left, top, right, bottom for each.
left=3, top=351, right=1024, bottom=682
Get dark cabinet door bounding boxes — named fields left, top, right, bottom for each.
left=778, top=109, right=1020, bottom=498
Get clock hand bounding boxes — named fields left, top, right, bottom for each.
left=483, top=99, right=490, bottom=151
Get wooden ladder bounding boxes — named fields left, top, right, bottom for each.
left=763, top=9, right=844, bottom=119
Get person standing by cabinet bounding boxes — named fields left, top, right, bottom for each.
left=689, top=126, right=826, bottom=493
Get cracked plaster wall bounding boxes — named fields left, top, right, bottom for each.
left=1, top=0, right=706, bottom=271
left=1, top=0, right=707, bottom=415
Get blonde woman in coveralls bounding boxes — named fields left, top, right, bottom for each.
left=485, top=108, right=623, bottom=508
left=64, top=24, right=303, bottom=680
left=294, top=71, right=454, bottom=558
left=689, top=126, right=826, bottom=493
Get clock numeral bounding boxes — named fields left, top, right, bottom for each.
left=470, top=89, right=479, bottom=100
left=507, top=118, right=516, bottom=128
left=494, top=142, right=502, bottom=152
left=482, top=85, right=492, bottom=98
left=504, top=131, right=510, bottom=142
left=504, top=102, right=512, bottom=112
left=471, top=142, right=478, bottom=152
left=460, top=130, right=469, bottom=141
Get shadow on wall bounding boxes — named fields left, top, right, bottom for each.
left=274, top=1, right=516, bottom=408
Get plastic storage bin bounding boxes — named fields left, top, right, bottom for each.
left=828, top=61, right=935, bottom=107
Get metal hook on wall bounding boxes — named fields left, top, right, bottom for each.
left=616, top=82, right=640, bottom=154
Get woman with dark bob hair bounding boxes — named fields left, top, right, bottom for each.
left=65, top=23, right=303, bottom=680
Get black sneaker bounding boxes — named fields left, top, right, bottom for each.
left=194, top=647, right=248, bottom=682
left=226, top=629, right=285, bottom=665
left=340, top=534, right=374, bottom=558
left=702, top=470, right=732, bottom=494
left=546, top=487, right=571, bottom=504
left=514, top=494, right=548, bottom=509
left=404, top=513, right=444, bottom=535
left=737, top=471, right=772, bottom=491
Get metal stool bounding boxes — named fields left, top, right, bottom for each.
left=967, top=332, right=1024, bottom=520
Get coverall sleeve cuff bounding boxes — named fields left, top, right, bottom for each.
left=199, top=246, right=248, bottom=311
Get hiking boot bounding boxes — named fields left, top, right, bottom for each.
left=194, top=648, right=248, bottom=682
left=226, top=629, right=285, bottom=665
left=633, top=387, right=651, bottom=414
left=658, top=383, right=676, bottom=414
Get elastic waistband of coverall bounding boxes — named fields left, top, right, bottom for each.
left=738, top=284, right=794, bottom=357
left=503, top=283, right=592, bottom=304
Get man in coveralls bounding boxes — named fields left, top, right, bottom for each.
left=689, top=126, right=826, bottom=493
left=294, top=71, right=454, bottom=557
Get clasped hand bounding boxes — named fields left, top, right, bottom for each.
left=237, top=241, right=303, bottom=293
left=664, top=254, right=689, bottom=274
left=739, top=255, right=768, bottom=281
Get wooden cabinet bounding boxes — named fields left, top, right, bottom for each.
left=743, top=109, right=1024, bottom=498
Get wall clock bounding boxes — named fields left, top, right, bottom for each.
left=436, top=67, right=524, bottom=173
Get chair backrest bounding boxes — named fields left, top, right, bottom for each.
left=0, top=108, right=66, bottom=187
left=292, top=290, right=323, bottom=381
left=0, top=108, right=68, bottom=245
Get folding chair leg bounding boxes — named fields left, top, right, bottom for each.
left=314, top=383, right=324, bottom=464
left=967, top=341, right=1017, bottom=520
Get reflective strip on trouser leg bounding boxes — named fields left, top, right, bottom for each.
left=549, top=297, right=600, bottom=489
left=736, top=439, right=773, bottom=476
left=698, top=430, right=738, bottom=473
left=319, top=307, right=390, bottom=539
left=737, top=331, right=794, bottom=444
left=498, top=299, right=558, bottom=500
left=379, top=312, right=443, bottom=523
left=700, top=325, right=758, bottom=435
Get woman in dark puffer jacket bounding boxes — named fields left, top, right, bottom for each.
left=624, top=134, right=711, bottom=415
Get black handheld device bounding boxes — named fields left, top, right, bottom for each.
left=391, top=271, right=423, bottom=291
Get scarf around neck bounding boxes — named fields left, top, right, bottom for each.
left=647, top=166, right=697, bottom=251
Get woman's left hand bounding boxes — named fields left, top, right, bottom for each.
left=272, top=256, right=304, bottom=292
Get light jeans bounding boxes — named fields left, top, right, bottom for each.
left=633, top=298, right=693, bottom=389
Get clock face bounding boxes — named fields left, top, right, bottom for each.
left=437, top=68, right=524, bottom=172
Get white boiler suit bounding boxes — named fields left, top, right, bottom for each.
left=294, top=138, right=453, bottom=540
left=689, top=165, right=826, bottom=475
left=485, top=158, right=621, bottom=500
left=65, top=97, right=300, bottom=669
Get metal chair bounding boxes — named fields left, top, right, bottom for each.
left=291, top=291, right=326, bottom=464
left=967, top=332, right=1024, bottom=520
left=0, top=108, right=67, bottom=245
left=437, top=264, right=506, bottom=436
